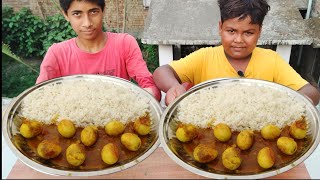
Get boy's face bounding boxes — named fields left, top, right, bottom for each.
left=219, top=16, right=261, bottom=60
left=63, top=1, right=104, bottom=41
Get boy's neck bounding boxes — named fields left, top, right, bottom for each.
left=225, top=52, right=251, bottom=73
left=76, top=31, right=107, bottom=53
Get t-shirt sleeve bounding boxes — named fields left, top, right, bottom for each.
left=273, top=53, right=308, bottom=90
left=123, top=34, right=161, bottom=101
left=169, top=48, right=205, bottom=84
left=36, top=45, right=61, bottom=84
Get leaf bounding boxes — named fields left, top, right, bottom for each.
left=2, top=42, right=39, bottom=74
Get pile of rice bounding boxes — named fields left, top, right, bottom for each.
left=19, top=79, right=150, bottom=127
left=175, top=84, right=306, bottom=131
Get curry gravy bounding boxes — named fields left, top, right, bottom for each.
left=16, top=122, right=155, bottom=170
left=171, top=126, right=310, bottom=174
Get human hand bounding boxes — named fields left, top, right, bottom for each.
left=144, top=87, right=155, bottom=96
left=143, top=87, right=152, bottom=93
left=181, top=82, right=193, bottom=91
left=143, top=87, right=161, bottom=102
left=302, top=94, right=315, bottom=105
left=165, top=84, right=187, bottom=106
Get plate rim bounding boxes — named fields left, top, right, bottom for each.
left=159, top=78, right=320, bottom=179
left=2, top=74, right=162, bottom=176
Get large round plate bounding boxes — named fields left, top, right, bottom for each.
left=2, top=74, right=162, bottom=176
left=160, top=78, right=320, bottom=179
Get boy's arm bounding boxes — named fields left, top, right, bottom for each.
left=272, top=52, right=319, bottom=105
left=36, top=46, right=61, bottom=84
left=153, top=65, right=188, bottom=105
left=124, top=35, right=161, bottom=101
left=153, top=65, right=181, bottom=92
left=298, top=84, right=320, bottom=105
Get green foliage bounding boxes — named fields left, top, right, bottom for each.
left=1, top=5, right=159, bottom=97
left=137, top=39, right=159, bottom=73
left=2, top=54, right=40, bottom=98
left=2, top=6, right=46, bottom=58
left=41, top=14, right=76, bottom=55
left=2, top=42, right=39, bottom=73
left=2, top=6, right=76, bottom=58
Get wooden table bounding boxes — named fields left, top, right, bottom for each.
left=7, top=147, right=310, bottom=179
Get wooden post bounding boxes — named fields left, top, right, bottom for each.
left=276, top=45, right=292, bottom=63
left=158, top=45, right=173, bottom=107
left=158, top=45, right=173, bottom=66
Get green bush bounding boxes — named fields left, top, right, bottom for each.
left=137, top=39, right=159, bottom=73
left=2, top=6, right=159, bottom=97
left=2, top=6, right=76, bottom=58
left=2, top=54, right=40, bottom=98
left=2, top=6, right=46, bottom=58
left=41, top=14, right=76, bottom=55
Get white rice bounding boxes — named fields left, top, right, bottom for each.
left=19, top=79, right=150, bottom=127
left=175, top=84, right=306, bottom=131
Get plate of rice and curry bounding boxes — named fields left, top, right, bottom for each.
left=159, top=78, right=320, bottom=179
left=2, top=74, right=162, bottom=176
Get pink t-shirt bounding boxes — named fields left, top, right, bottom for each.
left=37, top=32, right=160, bottom=101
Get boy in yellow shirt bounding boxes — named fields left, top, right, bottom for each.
left=153, top=0, right=319, bottom=105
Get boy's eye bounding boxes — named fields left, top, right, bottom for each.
left=245, top=32, right=254, bottom=35
left=227, top=30, right=235, bottom=33
left=90, top=10, right=100, bottom=15
left=72, top=12, right=81, bottom=16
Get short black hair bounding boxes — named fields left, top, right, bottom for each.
left=59, top=0, right=105, bottom=14
left=218, top=0, right=270, bottom=26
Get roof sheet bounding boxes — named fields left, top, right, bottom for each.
left=142, top=0, right=313, bottom=46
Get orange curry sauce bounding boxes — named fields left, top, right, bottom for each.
left=16, top=121, right=155, bottom=170
left=171, top=125, right=310, bottom=174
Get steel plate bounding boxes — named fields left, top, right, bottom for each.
left=2, top=74, right=162, bottom=176
left=159, top=78, right=320, bottom=179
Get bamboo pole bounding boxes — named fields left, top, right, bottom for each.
left=36, top=1, right=45, bottom=19
left=122, top=0, right=127, bottom=33
left=116, top=0, right=120, bottom=32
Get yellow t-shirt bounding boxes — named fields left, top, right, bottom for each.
left=169, top=45, right=307, bottom=90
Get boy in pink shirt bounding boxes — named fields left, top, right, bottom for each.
left=37, top=0, right=161, bottom=101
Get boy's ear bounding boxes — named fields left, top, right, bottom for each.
left=62, top=10, right=70, bottom=22
left=218, top=21, right=222, bottom=36
left=258, top=26, right=262, bottom=38
left=102, top=6, right=106, bottom=16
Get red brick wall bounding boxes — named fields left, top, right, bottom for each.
left=2, top=0, right=30, bottom=12
left=104, top=0, right=148, bottom=34
left=2, top=0, right=148, bottom=36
